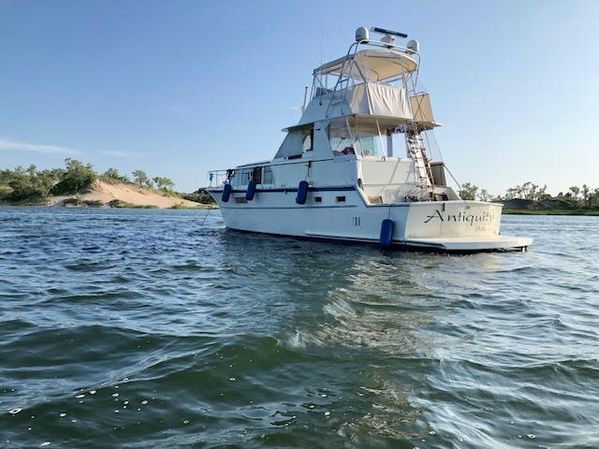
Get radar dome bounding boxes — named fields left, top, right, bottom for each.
left=355, top=26, right=369, bottom=42
left=407, top=39, right=420, bottom=53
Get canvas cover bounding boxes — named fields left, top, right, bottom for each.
left=409, top=93, right=435, bottom=124
left=348, top=83, right=412, bottom=119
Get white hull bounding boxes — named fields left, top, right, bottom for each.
left=209, top=188, right=532, bottom=252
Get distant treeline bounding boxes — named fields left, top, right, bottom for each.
left=458, top=181, right=599, bottom=210
left=0, top=159, right=214, bottom=204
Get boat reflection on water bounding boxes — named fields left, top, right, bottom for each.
left=212, top=223, right=524, bottom=445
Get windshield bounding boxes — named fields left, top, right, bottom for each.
left=328, top=119, right=389, bottom=158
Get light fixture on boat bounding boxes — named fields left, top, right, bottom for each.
left=355, top=26, right=369, bottom=42
left=407, top=39, right=420, bottom=53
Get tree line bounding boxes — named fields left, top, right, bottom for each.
left=458, top=181, right=599, bottom=209
left=0, top=159, right=178, bottom=202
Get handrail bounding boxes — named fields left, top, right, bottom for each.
left=207, top=170, right=229, bottom=188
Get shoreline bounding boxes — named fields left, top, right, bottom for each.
left=3, top=204, right=595, bottom=215
left=502, top=208, right=599, bottom=216
left=0, top=200, right=216, bottom=210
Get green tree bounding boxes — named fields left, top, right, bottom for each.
left=582, top=184, right=591, bottom=208
left=569, top=185, right=580, bottom=198
left=103, top=168, right=128, bottom=182
left=538, top=185, right=550, bottom=201
left=477, top=188, right=493, bottom=202
left=51, top=159, right=97, bottom=195
left=132, top=170, right=153, bottom=188
left=152, top=176, right=175, bottom=191
left=36, top=171, right=55, bottom=197
left=27, top=164, right=37, bottom=178
left=458, top=182, right=478, bottom=200
left=568, top=186, right=581, bottom=207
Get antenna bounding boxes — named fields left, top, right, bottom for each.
left=301, top=86, right=308, bottom=113
left=371, top=27, right=408, bottom=39
left=320, top=26, right=324, bottom=65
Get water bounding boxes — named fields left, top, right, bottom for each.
left=1, top=207, right=598, bottom=449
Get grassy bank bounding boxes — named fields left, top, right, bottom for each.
left=503, top=208, right=599, bottom=216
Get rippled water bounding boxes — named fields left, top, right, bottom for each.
left=1, top=207, right=598, bottom=448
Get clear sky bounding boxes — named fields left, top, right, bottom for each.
left=1, top=0, right=598, bottom=194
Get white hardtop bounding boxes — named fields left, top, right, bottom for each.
left=313, top=48, right=418, bottom=82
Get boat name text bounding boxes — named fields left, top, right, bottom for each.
left=423, top=210, right=496, bottom=226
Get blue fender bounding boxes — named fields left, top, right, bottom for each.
left=221, top=184, right=232, bottom=202
left=296, top=180, right=309, bottom=204
left=246, top=180, right=257, bottom=201
left=379, top=219, right=394, bottom=247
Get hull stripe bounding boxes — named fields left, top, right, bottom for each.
left=221, top=205, right=359, bottom=210
left=208, top=186, right=356, bottom=194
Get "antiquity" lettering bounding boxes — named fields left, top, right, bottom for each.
left=424, top=210, right=496, bottom=226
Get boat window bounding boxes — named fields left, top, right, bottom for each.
left=252, top=167, right=262, bottom=184
left=263, top=166, right=274, bottom=184
left=353, top=126, right=386, bottom=158
left=336, top=196, right=346, bottom=203
left=328, top=119, right=355, bottom=156
left=235, top=197, right=247, bottom=204
left=231, top=168, right=252, bottom=187
left=314, top=196, right=322, bottom=203
left=274, top=131, right=303, bottom=159
left=328, top=119, right=389, bottom=158
left=302, top=128, right=313, bottom=152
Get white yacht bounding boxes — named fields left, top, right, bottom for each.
left=207, top=26, right=532, bottom=252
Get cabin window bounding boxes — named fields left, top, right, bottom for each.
left=314, top=196, right=322, bottom=203
left=235, top=197, right=247, bottom=204
left=252, top=167, right=262, bottom=184
left=302, top=128, right=313, bottom=152
left=263, top=166, right=274, bottom=184
left=353, top=127, right=386, bottom=158
left=231, top=168, right=252, bottom=187
left=274, top=131, right=304, bottom=159
left=328, top=119, right=355, bottom=156
left=327, top=119, right=389, bottom=158
left=336, top=196, right=346, bottom=203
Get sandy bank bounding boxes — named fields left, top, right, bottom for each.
left=49, top=180, right=212, bottom=209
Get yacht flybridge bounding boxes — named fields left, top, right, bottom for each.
left=207, top=26, right=533, bottom=252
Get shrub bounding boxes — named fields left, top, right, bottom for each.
left=102, top=168, right=129, bottom=182
left=181, top=188, right=215, bottom=204
left=132, top=170, right=153, bottom=188
left=153, top=176, right=175, bottom=192
left=51, top=159, right=97, bottom=195
left=0, top=185, right=14, bottom=199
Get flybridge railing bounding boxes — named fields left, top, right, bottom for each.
left=207, top=170, right=229, bottom=188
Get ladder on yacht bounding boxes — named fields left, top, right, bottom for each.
left=325, top=66, right=352, bottom=117
left=406, top=131, right=434, bottom=197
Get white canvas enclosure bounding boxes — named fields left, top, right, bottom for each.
left=410, top=93, right=435, bottom=124
left=348, top=83, right=412, bottom=119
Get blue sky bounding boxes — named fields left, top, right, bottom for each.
left=1, top=0, right=598, bottom=194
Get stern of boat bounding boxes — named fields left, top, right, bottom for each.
left=401, top=201, right=532, bottom=251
